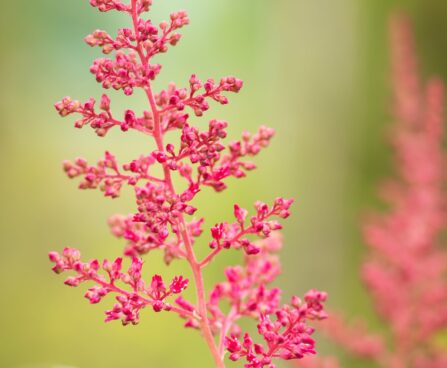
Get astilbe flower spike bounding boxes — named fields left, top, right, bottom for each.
left=295, top=14, right=447, bottom=368
left=49, top=1, right=327, bottom=367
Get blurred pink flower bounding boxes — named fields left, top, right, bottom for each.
left=298, top=13, right=447, bottom=368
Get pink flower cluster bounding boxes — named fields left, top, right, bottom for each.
left=301, top=14, right=447, bottom=368
left=175, top=234, right=327, bottom=368
left=209, top=199, right=293, bottom=256
left=49, top=248, right=190, bottom=324
left=49, top=1, right=326, bottom=367
left=225, top=291, right=327, bottom=367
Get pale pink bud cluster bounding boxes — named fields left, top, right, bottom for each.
left=50, top=1, right=326, bottom=367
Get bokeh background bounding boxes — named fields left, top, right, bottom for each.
left=2, top=0, right=447, bottom=367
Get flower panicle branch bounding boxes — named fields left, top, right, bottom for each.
left=206, top=233, right=327, bottom=367
left=49, top=247, right=191, bottom=324
left=49, top=1, right=326, bottom=367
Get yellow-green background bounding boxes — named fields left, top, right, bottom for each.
left=2, top=1, right=447, bottom=367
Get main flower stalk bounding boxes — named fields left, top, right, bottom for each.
left=130, top=3, right=222, bottom=364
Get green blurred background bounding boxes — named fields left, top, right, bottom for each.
left=2, top=0, right=447, bottom=367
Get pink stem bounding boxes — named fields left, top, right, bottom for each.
left=200, top=248, right=222, bottom=268
left=218, top=307, right=238, bottom=358
left=130, top=2, right=224, bottom=367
